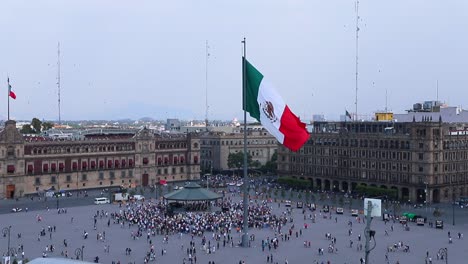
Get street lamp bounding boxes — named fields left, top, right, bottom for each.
left=438, top=247, right=448, bottom=264
left=8, top=248, right=16, bottom=257
left=75, top=246, right=84, bottom=261
left=2, top=226, right=11, bottom=257
left=424, top=180, right=428, bottom=213
left=452, top=189, right=456, bottom=226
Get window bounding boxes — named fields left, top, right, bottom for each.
left=35, top=177, right=41, bottom=185
left=110, top=171, right=115, bottom=179
left=7, top=165, right=15, bottom=173
left=419, top=143, right=424, bottom=149
left=121, top=171, right=126, bottom=178
left=128, top=170, right=133, bottom=177
left=51, top=176, right=56, bottom=184
left=180, top=167, right=184, bottom=173
left=99, top=172, right=104, bottom=180
left=143, top=158, right=149, bottom=165
left=66, top=175, right=71, bottom=182
left=418, top=153, right=423, bottom=160
left=172, top=168, right=176, bottom=174
left=7, top=146, right=14, bottom=157
left=81, top=174, right=87, bottom=181
left=419, top=166, right=423, bottom=172
left=164, top=168, right=168, bottom=174
left=157, top=169, right=161, bottom=175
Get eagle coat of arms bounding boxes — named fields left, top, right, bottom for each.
left=261, top=101, right=278, bottom=123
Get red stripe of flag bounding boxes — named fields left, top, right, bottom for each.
left=279, top=105, right=309, bottom=152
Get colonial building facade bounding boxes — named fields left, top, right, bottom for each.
left=0, top=120, right=200, bottom=199
left=278, top=120, right=468, bottom=203
left=200, top=127, right=277, bottom=171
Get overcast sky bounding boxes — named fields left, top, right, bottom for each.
left=0, top=0, right=467, bottom=121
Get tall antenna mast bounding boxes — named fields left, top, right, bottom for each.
left=57, top=42, right=61, bottom=125
left=354, top=0, right=360, bottom=121
left=205, top=40, right=209, bottom=131
left=385, top=88, right=388, bottom=112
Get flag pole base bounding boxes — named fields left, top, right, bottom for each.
left=241, top=233, right=249, bottom=247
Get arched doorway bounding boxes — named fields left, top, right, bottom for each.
left=309, top=178, right=314, bottom=190
left=402, top=188, right=410, bottom=202
left=6, top=185, right=15, bottom=199
left=332, top=180, right=340, bottom=192
left=316, top=179, right=322, bottom=191
left=324, top=180, right=331, bottom=191
left=416, top=189, right=426, bottom=203
left=380, top=185, right=388, bottom=189
left=432, top=189, right=440, bottom=203
left=342, top=182, right=349, bottom=193
left=390, top=186, right=399, bottom=200
left=142, top=174, right=149, bottom=187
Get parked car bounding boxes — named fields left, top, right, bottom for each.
left=351, top=209, right=359, bottom=217
left=285, top=200, right=292, bottom=207
left=296, top=202, right=303, bottom=209
left=336, top=207, right=344, bottom=214
left=11, top=207, right=22, bottom=213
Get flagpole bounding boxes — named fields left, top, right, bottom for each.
left=241, top=37, right=249, bottom=248
left=7, top=77, right=10, bottom=121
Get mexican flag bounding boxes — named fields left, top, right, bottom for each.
left=243, top=58, right=309, bottom=152
left=7, top=78, right=16, bottom=99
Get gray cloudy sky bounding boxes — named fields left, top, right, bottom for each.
left=0, top=0, right=467, bottom=121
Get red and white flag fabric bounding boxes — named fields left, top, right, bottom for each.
left=8, top=78, right=16, bottom=99
left=243, top=58, right=309, bottom=152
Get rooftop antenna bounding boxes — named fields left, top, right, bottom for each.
left=57, top=42, right=61, bottom=125
left=205, top=40, right=210, bottom=131
left=385, top=88, right=388, bottom=112
left=354, top=0, right=360, bottom=121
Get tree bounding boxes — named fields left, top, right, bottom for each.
left=251, top=160, right=261, bottom=168
left=262, top=152, right=278, bottom=174
left=280, top=189, right=285, bottom=199
left=20, top=124, right=34, bottom=134
left=31, top=118, right=42, bottom=133
left=42, top=122, right=54, bottom=131
left=227, top=151, right=252, bottom=170
left=433, top=207, right=442, bottom=217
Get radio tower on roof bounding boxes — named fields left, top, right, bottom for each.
left=354, top=0, right=360, bottom=121
left=205, top=40, right=210, bottom=131
left=57, top=42, right=61, bottom=125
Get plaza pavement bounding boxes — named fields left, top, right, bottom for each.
left=0, top=194, right=468, bottom=264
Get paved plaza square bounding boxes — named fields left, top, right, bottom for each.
left=0, top=192, right=467, bottom=264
